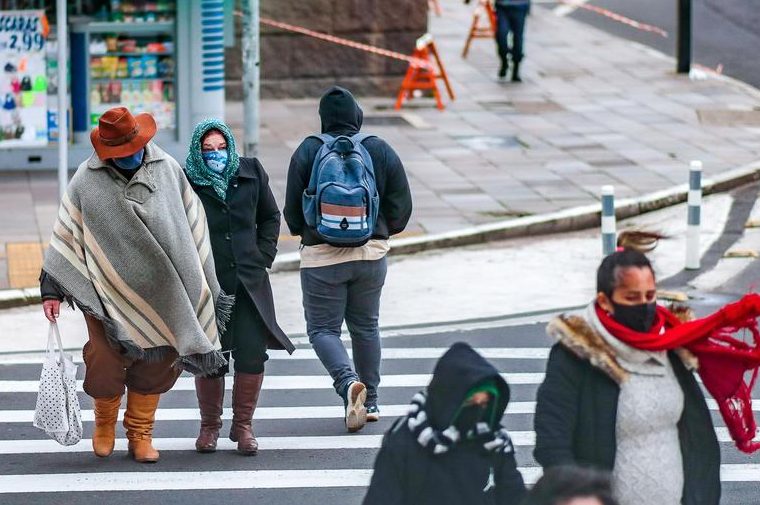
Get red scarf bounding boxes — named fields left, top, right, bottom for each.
left=594, top=294, right=760, bottom=453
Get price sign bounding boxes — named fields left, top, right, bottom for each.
left=0, top=10, right=49, bottom=147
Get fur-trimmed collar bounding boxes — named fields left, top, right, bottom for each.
left=546, top=304, right=699, bottom=384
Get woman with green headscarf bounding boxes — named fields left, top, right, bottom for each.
left=185, top=118, right=295, bottom=455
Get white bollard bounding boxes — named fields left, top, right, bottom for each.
left=601, top=185, right=616, bottom=256
left=685, top=160, right=702, bottom=270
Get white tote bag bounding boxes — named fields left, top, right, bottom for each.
left=33, top=322, right=83, bottom=446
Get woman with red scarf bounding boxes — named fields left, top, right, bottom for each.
left=534, top=231, right=760, bottom=505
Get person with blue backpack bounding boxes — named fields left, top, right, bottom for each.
left=284, top=86, right=413, bottom=433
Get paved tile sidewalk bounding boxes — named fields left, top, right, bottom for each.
left=1, top=3, right=760, bottom=289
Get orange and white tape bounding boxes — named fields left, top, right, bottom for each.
left=259, top=17, right=434, bottom=70
left=558, top=0, right=668, bottom=38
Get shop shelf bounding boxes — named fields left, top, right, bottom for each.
left=90, top=51, right=174, bottom=57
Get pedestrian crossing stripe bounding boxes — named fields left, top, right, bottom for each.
left=0, top=373, right=549, bottom=393
left=0, top=428, right=751, bottom=454
left=1, top=465, right=760, bottom=493
left=0, top=398, right=753, bottom=423
left=0, top=371, right=724, bottom=393
left=0, top=347, right=552, bottom=365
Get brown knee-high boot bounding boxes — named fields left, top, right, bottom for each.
left=124, top=390, right=160, bottom=463
left=228, top=372, right=263, bottom=456
left=195, top=376, right=225, bottom=452
left=92, top=395, right=122, bottom=457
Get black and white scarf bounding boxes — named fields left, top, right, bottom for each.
left=404, top=391, right=514, bottom=456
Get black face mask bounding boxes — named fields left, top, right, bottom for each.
left=454, top=404, right=488, bottom=433
left=611, top=301, right=657, bottom=333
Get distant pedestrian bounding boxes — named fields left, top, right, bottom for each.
left=363, top=342, right=526, bottom=505
left=185, top=119, right=295, bottom=455
left=40, top=107, right=230, bottom=463
left=467, top=0, right=530, bottom=81
left=284, top=86, right=412, bottom=432
left=520, top=466, right=618, bottom=505
left=533, top=230, right=760, bottom=505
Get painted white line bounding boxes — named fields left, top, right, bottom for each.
left=554, top=0, right=589, bottom=17
left=6, top=398, right=759, bottom=423
left=0, top=428, right=750, bottom=455
left=0, top=469, right=375, bottom=493
left=0, top=402, right=538, bottom=423
left=0, top=347, right=552, bottom=365
left=1, top=464, right=759, bottom=493
left=720, top=464, right=760, bottom=482
left=0, top=373, right=549, bottom=393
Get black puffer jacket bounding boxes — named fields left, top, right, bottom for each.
left=283, top=86, right=413, bottom=246
left=363, top=342, right=526, bottom=505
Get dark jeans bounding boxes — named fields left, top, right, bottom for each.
left=300, top=258, right=387, bottom=406
left=495, top=4, right=529, bottom=62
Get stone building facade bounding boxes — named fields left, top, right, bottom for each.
left=225, top=0, right=429, bottom=99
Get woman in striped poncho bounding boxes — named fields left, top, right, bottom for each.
left=40, top=107, right=231, bottom=464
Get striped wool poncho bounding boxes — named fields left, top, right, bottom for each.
left=43, top=142, right=232, bottom=376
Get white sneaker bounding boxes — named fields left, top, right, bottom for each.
left=344, top=381, right=367, bottom=433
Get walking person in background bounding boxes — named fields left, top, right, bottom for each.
left=284, top=86, right=412, bottom=433
left=495, top=0, right=530, bottom=81
left=520, top=466, right=618, bottom=505
left=534, top=231, right=760, bottom=505
left=40, top=107, right=230, bottom=463
left=185, top=119, right=295, bottom=455
left=363, top=342, right=526, bottom=505
left=467, top=0, right=530, bottom=81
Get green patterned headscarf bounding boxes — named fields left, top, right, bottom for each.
left=185, top=118, right=240, bottom=199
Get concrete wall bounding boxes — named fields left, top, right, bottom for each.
left=225, top=0, right=429, bottom=99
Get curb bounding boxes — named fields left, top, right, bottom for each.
left=0, top=287, right=40, bottom=310
left=269, top=160, right=760, bottom=273
left=2, top=164, right=759, bottom=310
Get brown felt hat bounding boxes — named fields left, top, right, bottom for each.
left=90, top=107, right=157, bottom=160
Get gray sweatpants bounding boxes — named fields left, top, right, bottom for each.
left=300, top=257, right=387, bottom=406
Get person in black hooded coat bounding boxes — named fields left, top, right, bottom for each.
left=362, top=342, right=526, bottom=505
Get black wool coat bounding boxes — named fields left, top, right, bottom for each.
left=190, top=157, right=294, bottom=354
left=534, top=340, right=721, bottom=505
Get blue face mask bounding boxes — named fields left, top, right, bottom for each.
left=202, top=149, right=228, bottom=174
left=112, top=149, right=144, bottom=171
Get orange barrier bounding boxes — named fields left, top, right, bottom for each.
left=428, top=0, right=442, bottom=16
left=462, top=0, right=496, bottom=58
left=395, top=34, right=455, bottom=111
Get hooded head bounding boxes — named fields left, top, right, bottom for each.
left=185, top=118, right=240, bottom=199
left=319, top=86, right=363, bottom=135
left=425, top=342, right=511, bottom=432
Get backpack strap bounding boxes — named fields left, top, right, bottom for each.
left=308, top=133, right=335, bottom=145
left=350, top=132, right=377, bottom=145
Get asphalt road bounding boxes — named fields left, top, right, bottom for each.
left=562, top=0, right=760, bottom=88
left=1, top=309, right=759, bottom=504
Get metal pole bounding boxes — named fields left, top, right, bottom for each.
left=57, top=0, right=68, bottom=200
left=242, top=0, right=260, bottom=157
left=676, top=0, right=692, bottom=74
left=685, top=160, right=702, bottom=270
left=601, top=185, right=616, bottom=256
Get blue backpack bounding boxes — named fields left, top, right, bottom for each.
left=302, top=133, right=380, bottom=247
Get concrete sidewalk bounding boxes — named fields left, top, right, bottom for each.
left=2, top=3, right=760, bottom=289
left=3, top=189, right=756, bottom=356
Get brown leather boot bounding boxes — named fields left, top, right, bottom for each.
left=124, top=390, right=160, bottom=463
left=92, top=395, right=122, bottom=457
left=228, top=372, right=263, bottom=456
left=195, top=376, right=225, bottom=453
